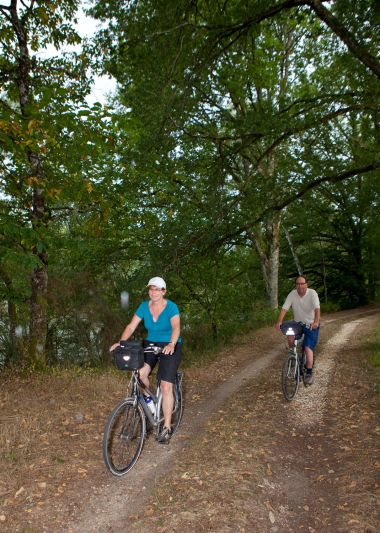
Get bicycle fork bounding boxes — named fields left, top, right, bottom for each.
left=287, top=356, right=299, bottom=379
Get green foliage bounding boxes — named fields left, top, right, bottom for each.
left=320, top=302, right=341, bottom=314
left=0, top=0, right=119, bottom=367
left=90, top=0, right=379, bottom=308
left=280, top=173, right=380, bottom=308
left=0, top=0, right=379, bottom=371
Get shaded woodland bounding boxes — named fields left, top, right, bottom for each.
left=0, top=0, right=379, bottom=368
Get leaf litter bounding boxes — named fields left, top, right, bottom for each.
left=0, top=306, right=379, bottom=532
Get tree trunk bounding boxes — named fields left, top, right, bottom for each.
left=11, top=0, right=49, bottom=366
left=29, top=261, right=48, bottom=366
left=249, top=211, right=281, bottom=310
left=28, top=156, right=49, bottom=365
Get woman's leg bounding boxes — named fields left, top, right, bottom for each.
left=139, top=363, right=152, bottom=390
left=160, top=380, right=174, bottom=428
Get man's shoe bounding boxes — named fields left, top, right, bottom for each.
left=304, top=372, right=314, bottom=386
left=157, top=426, right=172, bottom=444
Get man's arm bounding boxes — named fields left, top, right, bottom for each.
left=312, top=308, right=320, bottom=329
left=275, top=308, right=287, bottom=331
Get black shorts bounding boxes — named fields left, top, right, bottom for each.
left=143, top=340, right=182, bottom=384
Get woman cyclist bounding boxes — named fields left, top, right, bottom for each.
left=110, top=276, right=181, bottom=443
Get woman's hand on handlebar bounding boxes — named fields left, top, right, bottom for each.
left=162, top=342, right=175, bottom=355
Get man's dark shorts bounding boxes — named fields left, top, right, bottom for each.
left=280, top=320, right=319, bottom=350
left=302, top=324, right=320, bottom=350
left=143, top=340, right=181, bottom=384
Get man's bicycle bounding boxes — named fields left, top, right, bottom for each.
left=103, top=342, right=183, bottom=476
left=280, top=321, right=307, bottom=401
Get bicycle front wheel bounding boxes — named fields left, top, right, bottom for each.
left=281, top=355, right=300, bottom=401
left=103, top=398, right=146, bottom=476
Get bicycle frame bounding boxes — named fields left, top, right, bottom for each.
left=128, top=370, right=164, bottom=428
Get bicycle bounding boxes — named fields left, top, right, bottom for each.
left=280, top=321, right=307, bottom=401
left=103, top=343, right=183, bottom=476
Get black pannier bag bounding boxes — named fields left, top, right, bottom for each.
left=113, top=340, right=144, bottom=370
left=280, top=320, right=303, bottom=340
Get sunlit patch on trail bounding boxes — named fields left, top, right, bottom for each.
left=290, top=319, right=364, bottom=427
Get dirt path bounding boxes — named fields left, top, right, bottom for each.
left=123, top=308, right=379, bottom=533
left=66, top=345, right=283, bottom=533
left=1, top=306, right=379, bottom=532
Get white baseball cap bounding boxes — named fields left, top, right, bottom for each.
left=147, top=276, right=166, bottom=289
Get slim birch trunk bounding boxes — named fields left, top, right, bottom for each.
left=282, top=225, right=303, bottom=275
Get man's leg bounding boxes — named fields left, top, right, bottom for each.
left=304, top=327, right=319, bottom=385
left=304, top=346, right=313, bottom=370
left=303, top=347, right=314, bottom=385
left=303, top=326, right=319, bottom=385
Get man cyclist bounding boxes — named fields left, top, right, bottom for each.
left=275, top=275, right=320, bottom=385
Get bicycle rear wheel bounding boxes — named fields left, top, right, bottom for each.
left=171, top=371, right=183, bottom=435
left=281, top=355, right=300, bottom=401
left=103, top=398, right=146, bottom=476
left=155, top=372, right=183, bottom=438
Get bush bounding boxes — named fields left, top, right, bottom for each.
left=320, top=301, right=341, bottom=313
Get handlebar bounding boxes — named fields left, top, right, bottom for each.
left=143, top=344, right=164, bottom=355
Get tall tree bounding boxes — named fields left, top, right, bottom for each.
left=90, top=0, right=379, bottom=309
left=0, top=0, right=108, bottom=366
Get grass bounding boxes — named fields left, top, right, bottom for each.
left=369, top=325, right=380, bottom=364
left=368, top=325, right=380, bottom=393
left=183, top=306, right=278, bottom=367
left=0, top=368, right=124, bottom=475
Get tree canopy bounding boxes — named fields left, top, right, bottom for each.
left=0, top=0, right=378, bottom=369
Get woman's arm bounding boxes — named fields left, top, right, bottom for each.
left=163, top=315, right=181, bottom=355
left=109, top=314, right=142, bottom=352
